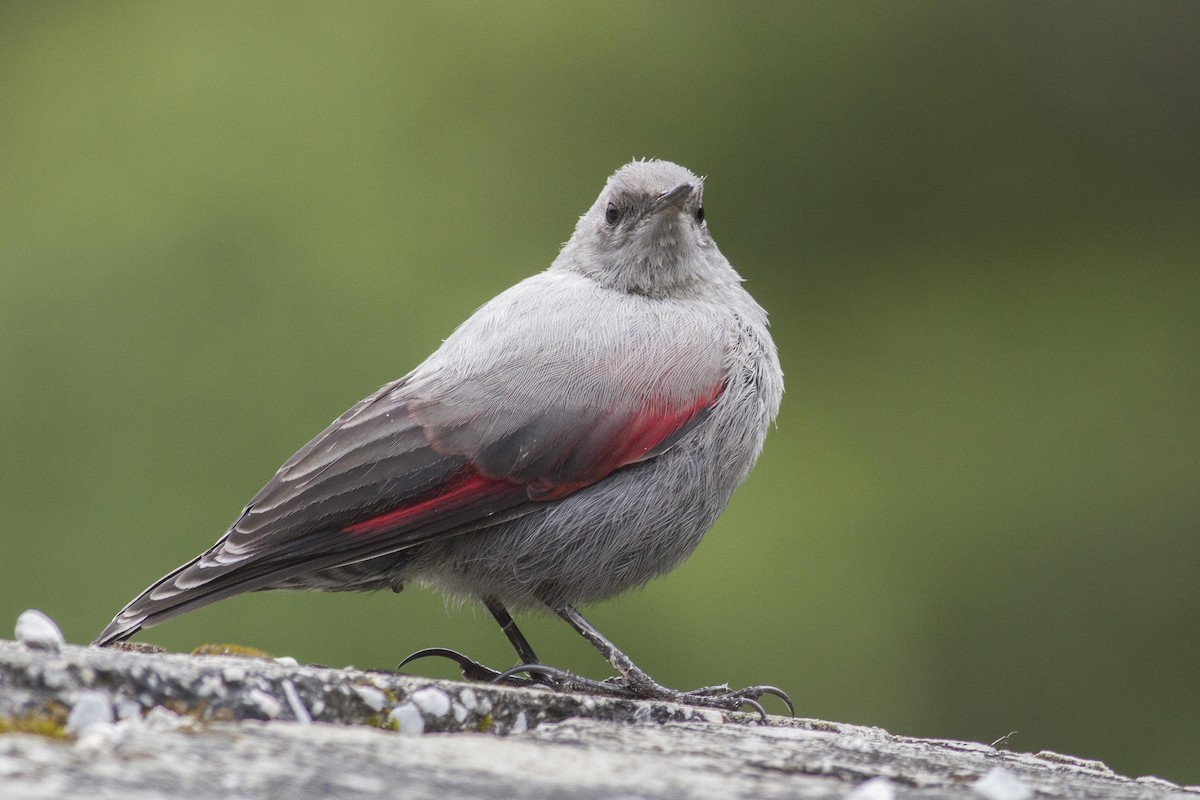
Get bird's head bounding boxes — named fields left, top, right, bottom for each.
left=558, top=159, right=731, bottom=297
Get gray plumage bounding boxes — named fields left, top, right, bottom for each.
left=95, top=159, right=784, bottom=668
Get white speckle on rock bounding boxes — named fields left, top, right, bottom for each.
left=452, top=703, right=468, bottom=723
left=41, top=668, right=66, bottom=690
left=973, top=767, right=1033, bottom=800
left=696, top=709, right=724, bottom=724
left=0, top=754, right=25, bottom=777
left=65, top=691, right=114, bottom=734
left=458, top=687, right=478, bottom=712
left=74, top=728, right=120, bottom=754
left=411, top=687, right=451, bottom=717
left=222, top=665, right=247, bottom=683
left=114, top=699, right=142, bottom=720
left=282, top=680, right=312, bottom=723
left=274, top=656, right=299, bottom=667
left=509, top=711, right=528, bottom=734
left=195, top=673, right=224, bottom=698
left=846, top=776, right=896, bottom=800
left=248, top=689, right=283, bottom=719
left=388, top=702, right=424, bottom=735
left=353, top=685, right=387, bottom=712
left=143, top=706, right=194, bottom=733
left=15, top=610, right=64, bottom=651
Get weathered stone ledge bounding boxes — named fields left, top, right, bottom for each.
left=0, top=639, right=1194, bottom=799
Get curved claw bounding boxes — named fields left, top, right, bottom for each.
left=397, top=647, right=504, bottom=682
left=666, top=684, right=794, bottom=720
left=736, top=696, right=768, bottom=720
left=398, top=646, right=467, bottom=670
left=716, top=685, right=794, bottom=719
left=748, top=685, right=795, bottom=718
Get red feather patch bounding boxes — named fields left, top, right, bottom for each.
left=528, top=382, right=724, bottom=501
left=342, top=470, right=507, bottom=536
left=344, top=382, right=724, bottom=532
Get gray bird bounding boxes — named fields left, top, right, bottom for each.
left=95, top=159, right=786, bottom=713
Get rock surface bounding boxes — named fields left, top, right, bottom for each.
left=0, top=639, right=1194, bottom=799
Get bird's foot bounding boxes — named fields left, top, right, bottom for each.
left=606, top=670, right=794, bottom=720
left=398, top=649, right=792, bottom=721
left=483, top=660, right=792, bottom=721
left=544, top=604, right=794, bottom=719
left=492, top=663, right=640, bottom=697
left=666, top=682, right=795, bottom=719
left=399, top=650, right=620, bottom=694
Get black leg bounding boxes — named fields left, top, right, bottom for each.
left=554, top=605, right=659, bottom=693
left=484, top=597, right=541, bottom=665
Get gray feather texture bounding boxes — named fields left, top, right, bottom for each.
left=95, top=159, right=782, bottom=645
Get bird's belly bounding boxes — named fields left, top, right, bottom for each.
left=405, top=439, right=737, bottom=610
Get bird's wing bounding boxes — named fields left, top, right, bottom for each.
left=95, top=274, right=729, bottom=644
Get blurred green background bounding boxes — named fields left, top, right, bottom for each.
left=2, top=0, right=1197, bottom=784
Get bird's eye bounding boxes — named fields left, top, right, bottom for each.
left=695, top=206, right=705, bottom=224
left=605, top=202, right=621, bottom=225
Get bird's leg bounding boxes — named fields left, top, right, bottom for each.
left=484, top=597, right=541, bottom=665
left=481, top=598, right=565, bottom=688
left=552, top=605, right=658, bottom=693
left=483, top=599, right=633, bottom=694
left=554, top=604, right=794, bottom=718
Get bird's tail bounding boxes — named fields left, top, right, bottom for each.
left=93, top=553, right=212, bottom=646
left=92, top=534, right=366, bottom=647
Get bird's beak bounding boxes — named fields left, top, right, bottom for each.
left=649, top=182, right=695, bottom=214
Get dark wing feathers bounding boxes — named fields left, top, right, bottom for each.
left=114, top=470, right=531, bottom=637
left=94, top=373, right=725, bottom=646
